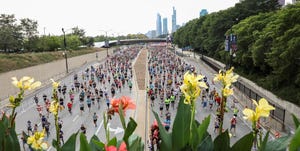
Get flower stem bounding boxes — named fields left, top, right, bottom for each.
left=119, top=104, right=126, bottom=129
left=189, top=100, right=196, bottom=143
left=219, top=96, right=227, bottom=135
left=103, top=113, right=110, bottom=143
left=54, top=114, right=61, bottom=151
left=252, top=121, right=258, bottom=150
left=10, top=107, right=16, bottom=127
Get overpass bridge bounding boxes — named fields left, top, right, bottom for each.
left=94, top=38, right=166, bottom=48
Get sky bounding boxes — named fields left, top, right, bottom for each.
left=1, top=0, right=293, bottom=37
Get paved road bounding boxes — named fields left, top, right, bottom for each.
left=13, top=45, right=141, bottom=151
left=8, top=44, right=255, bottom=151
left=147, top=46, right=252, bottom=150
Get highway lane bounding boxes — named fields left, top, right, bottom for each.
left=14, top=46, right=141, bottom=151
left=148, top=47, right=252, bottom=150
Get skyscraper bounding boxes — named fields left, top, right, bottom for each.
left=278, top=0, right=285, bottom=5
left=172, top=7, right=177, bottom=33
left=199, top=9, right=208, bottom=17
left=156, top=13, right=162, bottom=37
left=163, top=18, right=168, bottom=35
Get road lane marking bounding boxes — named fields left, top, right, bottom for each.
left=38, top=122, right=41, bottom=127
left=72, top=115, right=79, bottom=122
left=95, top=120, right=103, bottom=135
left=47, top=146, right=52, bottom=151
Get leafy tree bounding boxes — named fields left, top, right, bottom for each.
left=20, top=18, right=39, bottom=52
left=0, top=14, right=23, bottom=52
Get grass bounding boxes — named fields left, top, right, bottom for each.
left=0, top=48, right=104, bottom=73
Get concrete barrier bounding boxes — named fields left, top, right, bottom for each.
left=200, top=54, right=299, bottom=133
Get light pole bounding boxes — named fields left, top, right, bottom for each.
left=100, top=30, right=112, bottom=57
left=62, top=28, right=69, bottom=73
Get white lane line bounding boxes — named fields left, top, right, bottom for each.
left=95, top=120, right=104, bottom=135
left=19, top=104, right=35, bottom=115
left=72, top=115, right=79, bottom=122
left=38, top=122, right=41, bottom=127
left=47, top=146, right=52, bottom=151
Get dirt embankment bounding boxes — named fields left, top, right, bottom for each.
left=133, top=49, right=147, bottom=90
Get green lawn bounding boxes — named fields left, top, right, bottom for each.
left=0, top=48, right=104, bottom=73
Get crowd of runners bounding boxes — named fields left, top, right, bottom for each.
left=147, top=45, right=240, bottom=150
left=21, top=45, right=142, bottom=150
left=16, top=44, right=242, bottom=151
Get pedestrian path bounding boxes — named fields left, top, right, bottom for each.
left=133, top=49, right=148, bottom=145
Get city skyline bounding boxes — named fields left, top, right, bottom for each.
left=156, top=13, right=162, bottom=36
left=2, top=0, right=292, bottom=36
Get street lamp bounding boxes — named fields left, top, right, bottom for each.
left=62, top=28, right=69, bottom=73
left=100, top=30, right=112, bottom=57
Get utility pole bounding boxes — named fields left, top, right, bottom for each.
left=62, top=28, right=69, bottom=73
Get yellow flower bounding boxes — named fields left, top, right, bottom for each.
left=50, top=79, right=60, bottom=89
left=222, top=87, right=233, bottom=97
left=49, top=101, right=59, bottom=115
left=27, top=129, right=48, bottom=150
left=11, top=76, right=41, bottom=90
left=180, top=72, right=207, bottom=104
left=7, top=95, right=17, bottom=108
left=213, top=67, right=239, bottom=87
left=243, top=98, right=275, bottom=122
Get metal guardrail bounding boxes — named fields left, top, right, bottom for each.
left=201, top=56, right=286, bottom=126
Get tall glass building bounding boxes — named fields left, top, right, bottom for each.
left=163, top=18, right=168, bottom=35
left=199, top=9, right=208, bottom=17
left=156, top=13, right=162, bottom=37
left=172, top=7, right=177, bottom=33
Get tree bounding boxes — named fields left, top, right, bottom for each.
left=0, top=14, right=23, bottom=52
left=20, top=18, right=39, bottom=52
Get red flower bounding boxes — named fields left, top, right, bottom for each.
left=110, top=96, right=136, bottom=115
left=105, top=142, right=127, bottom=151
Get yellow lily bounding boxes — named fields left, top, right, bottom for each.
left=213, top=67, right=239, bottom=87
left=50, top=79, right=60, bottom=89
left=49, top=101, right=59, bottom=115
left=243, top=98, right=275, bottom=122
left=222, top=87, right=233, bottom=97
left=11, top=76, right=41, bottom=90
left=27, top=129, right=48, bottom=150
left=180, top=71, right=207, bottom=104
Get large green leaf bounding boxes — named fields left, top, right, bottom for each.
left=2, top=126, right=20, bottom=151
left=0, top=120, right=5, bottom=151
left=190, top=115, right=210, bottom=150
left=61, top=132, right=78, bottom=151
left=52, top=139, right=58, bottom=149
left=260, top=131, right=270, bottom=151
left=292, top=114, right=300, bottom=128
left=91, top=139, right=105, bottom=150
left=123, top=117, right=137, bottom=145
left=80, top=133, right=91, bottom=151
left=88, top=135, right=103, bottom=151
left=197, top=116, right=211, bottom=142
left=172, top=97, right=191, bottom=151
left=289, top=126, right=300, bottom=151
left=128, top=134, right=144, bottom=151
left=265, top=135, right=290, bottom=151
left=107, top=137, right=117, bottom=147
left=197, top=135, right=214, bottom=151
left=191, top=122, right=200, bottom=150
left=231, top=132, right=253, bottom=151
left=213, top=130, right=230, bottom=151
left=153, top=110, right=172, bottom=151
